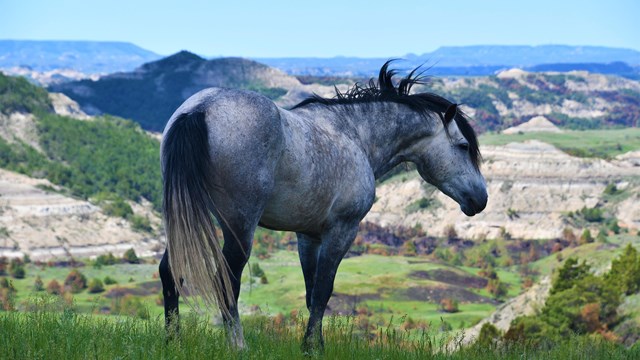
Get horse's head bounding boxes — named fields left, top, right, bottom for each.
left=410, top=104, right=488, bottom=216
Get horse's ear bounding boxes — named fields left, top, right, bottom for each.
left=444, top=104, right=458, bottom=123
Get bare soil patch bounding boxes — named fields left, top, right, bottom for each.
left=401, top=286, right=498, bottom=305
left=409, top=269, right=488, bottom=289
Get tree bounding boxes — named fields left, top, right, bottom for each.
left=9, top=259, right=25, bottom=279
left=64, top=269, right=87, bottom=293
left=403, top=240, right=417, bottom=256
left=46, top=279, right=62, bottom=295
left=440, top=298, right=459, bottom=313
left=88, top=278, right=105, bottom=293
left=487, top=278, right=508, bottom=299
left=251, top=262, right=265, bottom=278
left=476, top=323, right=501, bottom=347
left=550, top=258, right=590, bottom=295
left=123, top=249, right=139, bottom=264
left=606, top=244, right=640, bottom=295
left=579, top=229, right=593, bottom=245
left=33, top=276, right=44, bottom=292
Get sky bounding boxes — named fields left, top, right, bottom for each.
left=1, top=0, right=639, bottom=58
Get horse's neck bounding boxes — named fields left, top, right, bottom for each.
left=305, top=102, right=435, bottom=178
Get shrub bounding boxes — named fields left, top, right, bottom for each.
left=111, top=294, right=149, bottom=319
left=580, top=206, right=604, bottom=223
left=87, top=278, right=105, bottom=293
left=579, top=229, right=594, bottom=245
left=130, top=215, right=152, bottom=233
left=0, top=257, right=6, bottom=275
left=0, top=287, right=15, bottom=311
left=606, top=244, right=640, bottom=295
left=46, top=279, right=62, bottom=295
left=103, top=276, right=117, bottom=285
left=251, top=263, right=265, bottom=278
left=487, top=278, right=508, bottom=299
left=95, top=253, right=117, bottom=267
left=33, top=276, right=44, bottom=291
left=444, top=225, right=458, bottom=240
left=102, top=197, right=133, bottom=218
left=477, top=323, right=501, bottom=347
left=439, top=298, right=459, bottom=313
left=10, top=263, right=25, bottom=279
left=64, top=269, right=87, bottom=293
left=123, top=249, right=139, bottom=264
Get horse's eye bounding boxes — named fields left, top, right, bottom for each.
left=458, top=143, right=470, bottom=151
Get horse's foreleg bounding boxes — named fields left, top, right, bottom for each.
left=297, top=233, right=321, bottom=311
left=302, top=223, right=359, bottom=353
left=159, top=250, right=180, bottom=338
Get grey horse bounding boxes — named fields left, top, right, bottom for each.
left=159, top=62, right=487, bottom=351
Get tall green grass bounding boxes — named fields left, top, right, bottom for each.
left=1, top=306, right=638, bottom=359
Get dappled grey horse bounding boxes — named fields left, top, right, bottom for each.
left=159, top=62, right=487, bottom=351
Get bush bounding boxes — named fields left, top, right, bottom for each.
left=10, top=263, right=25, bottom=279
left=33, top=276, right=44, bottom=292
left=46, top=279, right=62, bottom=295
left=102, top=197, right=133, bottom=218
left=95, top=253, right=117, bottom=267
left=477, top=323, right=501, bottom=347
left=103, top=276, right=117, bottom=285
left=439, top=298, right=459, bottom=313
left=130, top=215, right=152, bottom=233
left=111, top=295, right=149, bottom=319
left=579, top=229, right=594, bottom=245
left=87, top=278, right=105, bottom=293
left=487, top=278, right=508, bottom=299
left=580, top=206, right=604, bottom=223
left=251, top=262, right=265, bottom=278
left=123, top=249, right=139, bottom=264
left=64, top=270, right=87, bottom=293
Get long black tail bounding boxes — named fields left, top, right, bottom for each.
left=162, top=111, right=232, bottom=317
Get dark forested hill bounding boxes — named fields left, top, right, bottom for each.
left=51, top=51, right=299, bottom=131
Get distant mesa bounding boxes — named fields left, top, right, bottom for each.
left=502, top=116, right=563, bottom=135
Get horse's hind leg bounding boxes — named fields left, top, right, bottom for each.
left=159, top=249, right=180, bottom=337
left=211, top=194, right=265, bottom=350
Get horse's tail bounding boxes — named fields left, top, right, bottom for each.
left=161, top=111, right=233, bottom=317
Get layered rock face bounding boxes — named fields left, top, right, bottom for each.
left=0, top=169, right=162, bottom=260
left=366, top=141, right=640, bottom=240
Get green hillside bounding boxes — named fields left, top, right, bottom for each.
left=480, top=128, right=640, bottom=158
left=0, top=73, right=161, bottom=210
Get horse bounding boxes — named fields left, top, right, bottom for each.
left=159, top=61, right=488, bottom=352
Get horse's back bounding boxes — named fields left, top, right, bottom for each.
left=162, top=87, right=285, bottom=197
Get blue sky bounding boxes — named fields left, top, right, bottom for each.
left=1, top=0, right=638, bottom=57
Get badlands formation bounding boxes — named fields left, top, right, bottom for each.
left=366, top=141, right=640, bottom=240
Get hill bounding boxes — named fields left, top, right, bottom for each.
left=53, top=53, right=640, bottom=133
left=0, top=73, right=163, bottom=259
left=51, top=51, right=303, bottom=131
left=257, top=45, right=640, bottom=77
left=431, top=69, right=640, bottom=132
left=0, top=40, right=161, bottom=73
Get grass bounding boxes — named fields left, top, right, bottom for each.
left=480, top=128, right=640, bottom=159
left=5, top=251, right=523, bottom=331
left=1, top=308, right=638, bottom=359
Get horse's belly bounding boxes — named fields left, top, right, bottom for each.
left=259, top=189, right=333, bottom=234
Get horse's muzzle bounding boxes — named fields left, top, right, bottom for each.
left=460, top=187, right=488, bottom=216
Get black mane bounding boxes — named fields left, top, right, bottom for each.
left=292, top=61, right=482, bottom=169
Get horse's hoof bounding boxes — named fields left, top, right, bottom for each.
left=301, top=338, right=324, bottom=356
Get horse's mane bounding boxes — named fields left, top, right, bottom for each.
left=291, top=60, right=482, bottom=169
